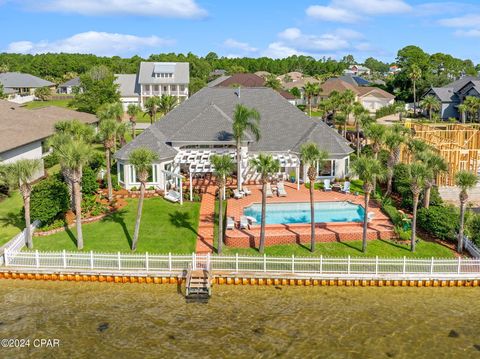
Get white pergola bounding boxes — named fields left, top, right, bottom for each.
left=161, top=169, right=184, bottom=205
left=173, top=149, right=301, bottom=201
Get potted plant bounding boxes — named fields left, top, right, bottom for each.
left=289, top=170, right=296, bottom=183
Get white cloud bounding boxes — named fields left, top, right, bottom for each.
left=223, top=38, right=257, bottom=53
left=439, top=14, right=480, bottom=28
left=26, top=0, right=207, bottom=18
left=6, top=31, right=173, bottom=56
left=306, top=0, right=411, bottom=23
left=261, top=42, right=304, bottom=59
left=278, top=28, right=302, bottom=41
left=454, top=29, right=480, bottom=37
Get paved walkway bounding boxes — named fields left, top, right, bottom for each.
left=195, top=186, right=216, bottom=254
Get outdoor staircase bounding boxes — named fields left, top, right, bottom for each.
left=185, top=267, right=212, bottom=299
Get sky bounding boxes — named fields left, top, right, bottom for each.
left=1, top=0, right=480, bottom=63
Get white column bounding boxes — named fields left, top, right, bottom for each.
left=180, top=177, right=183, bottom=205
left=190, top=172, right=193, bottom=201
left=296, top=166, right=300, bottom=191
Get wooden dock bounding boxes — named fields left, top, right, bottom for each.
left=185, top=268, right=212, bottom=298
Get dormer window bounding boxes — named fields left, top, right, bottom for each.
left=154, top=72, right=173, bottom=78
left=153, top=63, right=176, bottom=79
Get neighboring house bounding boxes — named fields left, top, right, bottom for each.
left=57, top=77, right=81, bottom=94
left=114, top=87, right=353, bottom=194
left=339, top=74, right=371, bottom=87
left=282, top=76, right=323, bottom=106
left=343, top=65, right=371, bottom=76
left=423, top=76, right=480, bottom=120
left=0, top=72, right=55, bottom=101
left=115, top=74, right=141, bottom=111
left=0, top=101, right=98, bottom=181
left=278, top=71, right=304, bottom=83
left=208, top=73, right=297, bottom=104
left=388, top=65, right=401, bottom=75
left=209, top=69, right=226, bottom=77
left=138, top=62, right=189, bottom=109
left=254, top=71, right=271, bottom=79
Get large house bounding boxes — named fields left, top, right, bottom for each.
left=423, top=76, right=480, bottom=120
left=57, top=77, right=81, bottom=94
left=115, top=87, right=353, bottom=196
left=115, top=62, right=190, bottom=111
left=0, top=101, right=98, bottom=180
left=0, top=72, right=55, bottom=101
left=343, top=65, right=371, bottom=76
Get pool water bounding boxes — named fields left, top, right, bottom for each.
left=243, top=201, right=364, bottom=224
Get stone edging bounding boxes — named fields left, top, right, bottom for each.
left=34, top=213, right=109, bottom=237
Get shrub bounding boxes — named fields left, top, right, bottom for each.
left=111, top=174, right=121, bottom=191
left=43, top=153, right=59, bottom=168
left=297, top=105, right=306, bottom=112
left=417, top=205, right=459, bottom=242
left=81, top=166, right=99, bottom=195
left=39, top=218, right=67, bottom=231
left=382, top=203, right=402, bottom=226
left=89, top=152, right=105, bottom=171
left=375, top=101, right=405, bottom=119
left=466, top=214, right=480, bottom=246
left=30, top=178, right=70, bottom=224
left=81, top=194, right=108, bottom=216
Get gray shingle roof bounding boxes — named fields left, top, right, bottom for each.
left=138, top=62, right=189, bottom=84
left=58, top=77, right=80, bottom=88
left=115, top=74, right=140, bottom=97
left=0, top=72, right=55, bottom=89
left=427, top=87, right=457, bottom=102
left=115, top=87, right=352, bottom=160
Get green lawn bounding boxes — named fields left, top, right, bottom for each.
left=213, top=199, right=455, bottom=258
left=0, top=192, right=24, bottom=247
left=24, top=99, right=75, bottom=110
left=31, top=198, right=200, bottom=253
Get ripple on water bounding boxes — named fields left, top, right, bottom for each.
left=0, top=281, right=479, bottom=358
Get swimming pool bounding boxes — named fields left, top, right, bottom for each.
left=243, top=201, right=364, bottom=224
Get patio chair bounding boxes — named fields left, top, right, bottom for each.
left=164, top=190, right=181, bottom=203
left=341, top=181, right=351, bottom=194
left=243, top=186, right=252, bottom=196
left=266, top=183, right=273, bottom=197
left=367, top=212, right=375, bottom=222
left=323, top=179, right=332, bottom=191
left=277, top=182, right=287, bottom=197
left=233, top=189, right=244, bottom=199
left=240, top=216, right=249, bottom=230
left=226, top=217, right=235, bottom=230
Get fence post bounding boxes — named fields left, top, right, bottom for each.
left=402, top=256, right=406, bottom=275
left=192, top=252, right=196, bottom=270
left=320, top=255, right=323, bottom=274
left=4, top=249, right=8, bottom=266
left=291, top=255, right=295, bottom=274
left=235, top=253, right=239, bottom=273
left=168, top=252, right=172, bottom=272
left=430, top=257, right=434, bottom=275
left=117, top=252, right=121, bottom=270
left=63, top=250, right=66, bottom=269
left=207, top=253, right=211, bottom=271
left=263, top=254, right=266, bottom=273
left=347, top=255, right=351, bottom=275
left=90, top=251, right=94, bottom=270
left=457, top=257, right=461, bottom=274
left=375, top=256, right=379, bottom=275
left=35, top=250, right=39, bottom=268
left=145, top=252, right=149, bottom=272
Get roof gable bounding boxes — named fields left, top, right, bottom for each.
left=0, top=72, right=55, bottom=88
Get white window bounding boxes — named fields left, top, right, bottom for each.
left=171, top=85, right=177, bottom=91
left=118, top=163, right=124, bottom=183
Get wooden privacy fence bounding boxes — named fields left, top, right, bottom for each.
left=402, top=123, right=480, bottom=186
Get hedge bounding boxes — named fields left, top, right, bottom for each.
left=417, top=205, right=459, bottom=242
left=30, top=178, right=70, bottom=225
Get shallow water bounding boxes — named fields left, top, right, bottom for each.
left=0, top=280, right=479, bottom=358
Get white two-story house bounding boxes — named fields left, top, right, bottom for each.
left=138, top=62, right=189, bottom=109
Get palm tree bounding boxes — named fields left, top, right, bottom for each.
left=232, top=104, right=261, bottom=191
left=408, top=64, right=422, bottom=115
left=420, top=95, right=441, bottom=122
left=97, top=119, right=118, bottom=202
left=350, top=156, right=385, bottom=253
left=421, top=152, right=447, bottom=208
left=385, top=124, right=409, bottom=195
left=127, top=104, right=140, bottom=138
left=455, top=170, right=478, bottom=253
left=211, top=154, right=235, bottom=254
left=144, top=96, right=160, bottom=124
left=158, top=95, right=178, bottom=116
left=364, top=123, right=386, bottom=192
left=304, top=82, right=321, bottom=116
left=249, top=154, right=280, bottom=254
left=300, top=143, right=328, bottom=252
left=116, top=122, right=129, bottom=148
left=353, top=103, right=368, bottom=156
left=464, top=96, right=480, bottom=123
left=406, top=162, right=430, bottom=252
left=97, top=102, right=123, bottom=122
left=129, top=148, right=158, bottom=251
left=4, top=159, right=42, bottom=248
left=334, top=113, right=347, bottom=137
left=55, top=140, right=92, bottom=249
left=458, top=103, right=467, bottom=124
left=264, top=74, right=281, bottom=91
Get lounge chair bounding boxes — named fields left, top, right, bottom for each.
left=164, top=190, right=181, bottom=203
left=233, top=189, right=244, bottom=199
left=226, top=217, right=235, bottom=230
left=240, top=216, right=249, bottom=230
left=243, top=187, right=251, bottom=196
left=266, top=183, right=273, bottom=197
left=277, top=182, right=287, bottom=197
left=323, top=179, right=332, bottom=191
left=367, top=212, right=375, bottom=222
left=341, top=181, right=351, bottom=194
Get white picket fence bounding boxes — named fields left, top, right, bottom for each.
left=4, top=250, right=480, bottom=278
left=0, top=221, right=40, bottom=266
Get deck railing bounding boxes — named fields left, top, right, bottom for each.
left=3, top=250, right=480, bottom=278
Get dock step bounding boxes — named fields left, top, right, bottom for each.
left=186, top=268, right=212, bottom=299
